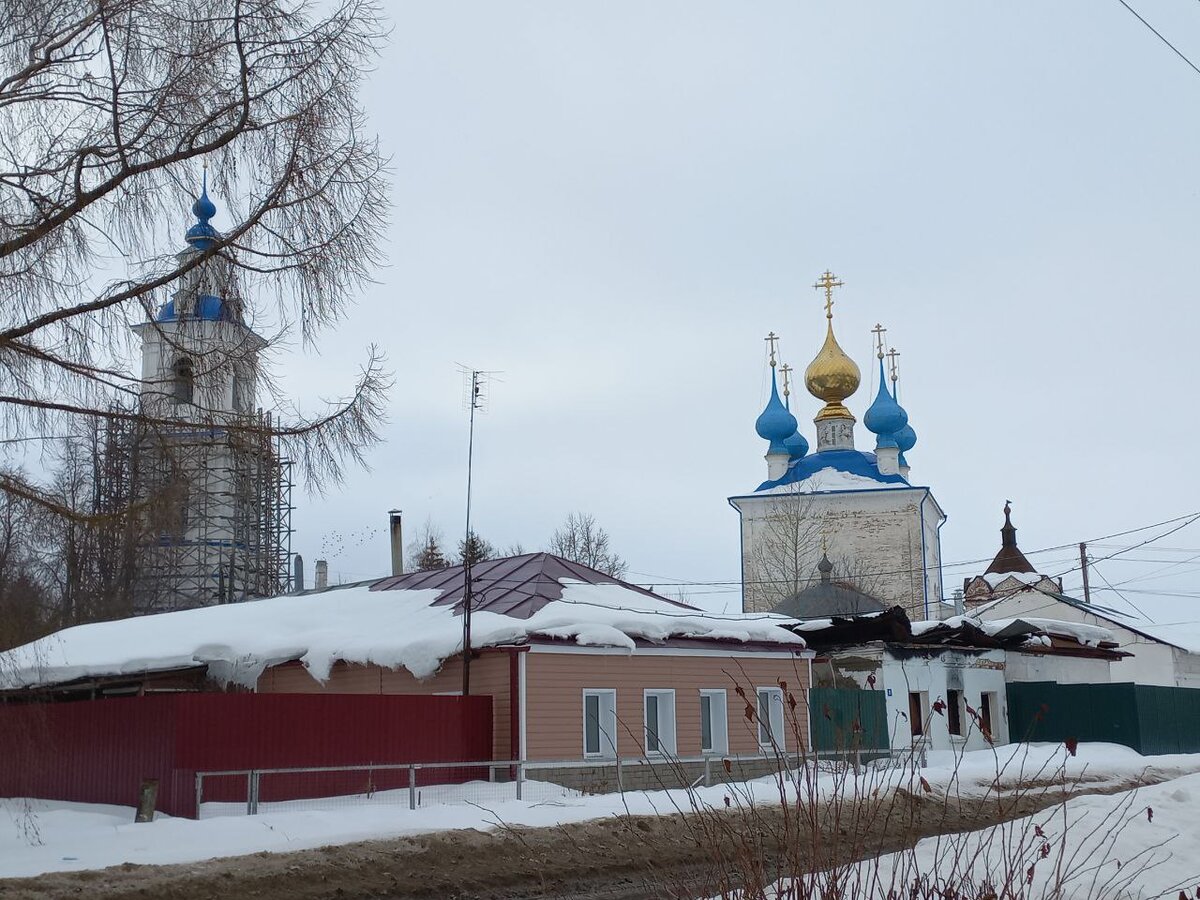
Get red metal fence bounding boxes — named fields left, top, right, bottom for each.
left=0, top=693, right=493, bottom=818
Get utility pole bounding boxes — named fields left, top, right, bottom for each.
left=458, top=366, right=495, bottom=696
left=1079, top=541, right=1091, bottom=604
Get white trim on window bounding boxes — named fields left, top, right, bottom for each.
left=582, top=689, right=617, bottom=759
left=699, top=689, right=728, bottom=755
left=756, top=686, right=786, bottom=751
left=643, top=689, right=677, bottom=756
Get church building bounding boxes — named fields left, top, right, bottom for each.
left=124, top=175, right=292, bottom=612
left=729, top=272, right=945, bottom=618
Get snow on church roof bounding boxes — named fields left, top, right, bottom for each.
left=748, top=448, right=910, bottom=495
left=0, top=559, right=805, bottom=692
left=980, top=571, right=1048, bottom=588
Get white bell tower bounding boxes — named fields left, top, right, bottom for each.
left=127, top=173, right=289, bottom=612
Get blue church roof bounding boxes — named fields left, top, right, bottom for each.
left=156, top=294, right=229, bottom=323
left=754, top=448, right=909, bottom=493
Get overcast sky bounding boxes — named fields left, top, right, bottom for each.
left=275, top=2, right=1200, bottom=631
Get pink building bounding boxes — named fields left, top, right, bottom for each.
left=3, top=554, right=812, bottom=788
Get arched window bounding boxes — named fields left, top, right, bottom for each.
left=231, top=367, right=250, bottom=412
left=172, top=357, right=194, bottom=404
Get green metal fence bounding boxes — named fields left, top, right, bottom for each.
left=808, top=687, right=890, bottom=754
left=1007, top=682, right=1200, bottom=755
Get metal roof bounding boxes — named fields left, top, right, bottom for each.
left=370, top=552, right=695, bottom=619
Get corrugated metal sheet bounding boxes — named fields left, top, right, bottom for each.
left=1006, top=682, right=1200, bottom=754
left=808, top=687, right=890, bottom=753
left=369, top=552, right=691, bottom=618
left=0, top=693, right=491, bottom=817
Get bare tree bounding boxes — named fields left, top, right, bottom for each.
left=548, top=512, right=627, bottom=578
left=406, top=518, right=449, bottom=572
left=0, top=0, right=391, bottom=518
left=746, top=488, right=885, bottom=612
left=0, top=482, right=55, bottom=650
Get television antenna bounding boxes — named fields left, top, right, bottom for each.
left=456, top=365, right=501, bottom=696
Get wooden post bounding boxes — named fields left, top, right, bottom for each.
left=134, top=779, right=159, bottom=823
left=1079, top=542, right=1091, bottom=603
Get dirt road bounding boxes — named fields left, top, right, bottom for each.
left=0, top=779, right=1156, bottom=900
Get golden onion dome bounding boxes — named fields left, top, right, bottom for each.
left=804, top=319, right=861, bottom=420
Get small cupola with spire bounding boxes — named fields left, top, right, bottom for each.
left=963, top=502, right=1063, bottom=607
left=863, top=324, right=907, bottom=476
left=754, top=331, right=799, bottom=480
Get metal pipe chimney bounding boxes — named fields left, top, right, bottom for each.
left=293, top=555, right=305, bottom=593
left=315, top=559, right=328, bottom=591
left=389, top=509, right=404, bottom=577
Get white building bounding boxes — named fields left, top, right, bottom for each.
left=125, top=177, right=291, bottom=612
left=730, top=274, right=945, bottom=619
left=975, top=589, right=1200, bottom=690
left=812, top=641, right=1010, bottom=754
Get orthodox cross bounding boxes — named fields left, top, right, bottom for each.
left=764, top=331, right=779, bottom=368
left=779, top=363, right=793, bottom=400
left=813, top=270, right=844, bottom=318
left=887, top=347, right=901, bottom=384
left=871, top=323, right=887, bottom=359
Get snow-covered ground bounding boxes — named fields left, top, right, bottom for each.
left=2, top=743, right=1199, bottom=881
left=753, top=770, right=1200, bottom=899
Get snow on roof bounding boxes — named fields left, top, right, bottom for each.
left=972, top=586, right=1200, bottom=654
left=910, top=613, right=1114, bottom=647
left=754, top=467, right=907, bottom=495
left=0, top=580, right=805, bottom=692
left=790, top=609, right=890, bottom=632
left=983, top=617, right=1115, bottom=647
left=980, top=571, right=1048, bottom=588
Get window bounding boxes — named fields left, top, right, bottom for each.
left=699, top=689, right=728, bottom=754
left=231, top=368, right=250, bottom=412
left=172, top=357, right=194, bottom=404
left=643, top=689, right=676, bottom=756
left=908, top=692, right=927, bottom=738
left=583, top=690, right=616, bottom=758
left=980, top=692, right=996, bottom=740
left=946, top=689, right=963, bottom=737
left=756, top=687, right=785, bottom=750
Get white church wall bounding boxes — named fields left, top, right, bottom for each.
left=736, top=487, right=937, bottom=617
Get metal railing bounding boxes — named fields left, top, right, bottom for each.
left=193, top=752, right=808, bottom=818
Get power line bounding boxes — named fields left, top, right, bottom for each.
left=1089, top=561, right=1151, bottom=620
left=621, top=509, right=1200, bottom=590
left=1116, top=0, right=1200, bottom=77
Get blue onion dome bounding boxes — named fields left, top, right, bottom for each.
left=755, top=373, right=798, bottom=454
left=156, top=298, right=177, bottom=322
left=783, top=428, right=808, bottom=460
left=185, top=173, right=220, bottom=250
left=895, top=422, right=916, bottom=461
left=864, top=358, right=907, bottom=447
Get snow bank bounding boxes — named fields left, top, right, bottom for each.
left=0, top=580, right=804, bottom=691
left=761, top=766, right=1200, bottom=898
left=4, top=744, right=1199, bottom=880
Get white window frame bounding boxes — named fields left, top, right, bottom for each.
left=699, top=689, right=729, bottom=755
left=756, top=687, right=786, bottom=751
left=643, top=689, right=677, bottom=756
left=582, top=689, right=617, bottom=759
